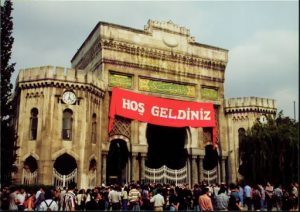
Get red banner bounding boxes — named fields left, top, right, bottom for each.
left=109, top=87, right=217, bottom=148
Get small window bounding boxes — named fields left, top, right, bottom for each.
left=91, top=113, right=97, bottom=144
left=30, top=108, right=38, bottom=140
left=62, top=109, right=73, bottom=140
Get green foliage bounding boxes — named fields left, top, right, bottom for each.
left=1, top=0, right=18, bottom=186
left=238, top=111, right=298, bottom=186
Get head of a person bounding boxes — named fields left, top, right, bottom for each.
left=229, top=183, right=236, bottom=191
left=68, top=181, right=77, bottom=190
left=44, top=189, right=53, bottom=200
left=202, top=187, right=209, bottom=195
left=157, top=188, right=162, bottom=194
left=218, top=187, right=226, bottom=195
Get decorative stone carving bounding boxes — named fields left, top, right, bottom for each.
left=139, top=77, right=196, bottom=98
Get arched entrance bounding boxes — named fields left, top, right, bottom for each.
left=88, top=159, right=97, bottom=188
left=53, top=153, right=77, bottom=187
left=203, top=144, right=219, bottom=184
left=23, top=156, right=38, bottom=185
left=146, top=124, right=188, bottom=169
left=144, top=124, right=188, bottom=185
left=107, top=139, right=129, bottom=184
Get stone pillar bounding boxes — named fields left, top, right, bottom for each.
left=217, top=160, right=221, bottom=184
left=128, top=155, right=131, bottom=183
left=131, top=153, right=139, bottom=182
left=102, top=154, right=107, bottom=185
left=192, top=156, right=198, bottom=185
left=39, top=160, right=53, bottom=185
left=141, top=154, right=146, bottom=181
left=221, top=158, right=226, bottom=183
left=199, top=157, right=204, bottom=184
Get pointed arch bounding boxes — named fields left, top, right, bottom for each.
left=51, top=148, right=80, bottom=161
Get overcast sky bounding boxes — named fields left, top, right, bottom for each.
left=10, top=0, right=299, bottom=120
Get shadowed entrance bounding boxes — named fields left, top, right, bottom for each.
left=146, top=124, right=188, bottom=169
left=107, top=139, right=129, bottom=184
left=54, top=153, right=77, bottom=175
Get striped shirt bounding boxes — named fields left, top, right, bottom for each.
left=128, top=189, right=140, bottom=203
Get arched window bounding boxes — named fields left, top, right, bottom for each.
left=91, top=113, right=97, bottom=144
left=238, top=128, right=246, bottom=144
left=62, top=109, right=73, bottom=140
left=30, top=108, right=38, bottom=140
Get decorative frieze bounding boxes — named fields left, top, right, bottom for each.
left=108, top=72, right=133, bottom=89
left=102, top=39, right=226, bottom=72
left=103, top=59, right=224, bottom=83
left=201, top=87, right=218, bottom=101
left=26, top=91, right=44, bottom=98
left=19, top=81, right=104, bottom=97
left=138, top=77, right=196, bottom=98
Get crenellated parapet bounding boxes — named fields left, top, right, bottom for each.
left=16, top=66, right=105, bottom=96
left=224, top=97, right=277, bottom=115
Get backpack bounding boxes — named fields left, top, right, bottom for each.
left=44, top=200, right=53, bottom=211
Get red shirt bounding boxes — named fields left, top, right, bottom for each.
left=199, top=194, right=213, bottom=211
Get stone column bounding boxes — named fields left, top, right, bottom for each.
left=141, top=154, right=146, bottom=181
left=37, top=160, right=52, bottom=185
left=199, top=157, right=204, bottom=184
left=221, top=158, right=226, bottom=183
left=131, top=153, right=139, bottom=182
left=102, top=154, right=107, bottom=185
left=217, top=160, right=221, bottom=184
left=192, top=156, right=198, bottom=185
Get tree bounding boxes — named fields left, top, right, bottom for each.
left=238, top=111, right=298, bottom=186
left=1, top=0, right=18, bottom=186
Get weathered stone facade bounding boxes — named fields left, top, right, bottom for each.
left=13, top=20, right=276, bottom=188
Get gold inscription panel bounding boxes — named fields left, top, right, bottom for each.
left=109, top=72, right=133, bottom=89
left=139, top=78, right=196, bottom=98
left=201, top=87, right=218, bottom=100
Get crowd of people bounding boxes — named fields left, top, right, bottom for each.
left=0, top=180, right=299, bottom=211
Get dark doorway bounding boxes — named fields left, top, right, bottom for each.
left=54, top=153, right=77, bottom=175
left=24, top=156, right=38, bottom=172
left=107, top=139, right=129, bottom=184
left=203, top=144, right=218, bottom=170
left=146, top=124, right=187, bottom=169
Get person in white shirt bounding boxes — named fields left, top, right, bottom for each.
left=9, top=187, right=19, bottom=211
left=150, top=188, right=165, bottom=211
left=16, top=187, right=26, bottom=211
left=39, top=189, right=59, bottom=211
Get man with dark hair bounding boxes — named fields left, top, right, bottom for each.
left=128, top=184, right=141, bottom=211
left=34, top=186, right=45, bottom=211
left=150, top=188, right=165, bottom=211
left=62, top=182, right=77, bottom=211
left=214, top=187, right=229, bottom=210
left=198, top=187, right=213, bottom=211
left=192, top=184, right=201, bottom=211
left=39, top=189, right=59, bottom=211
left=108, top=185, right=121, bottom=210
left=228, top=183, right=242, bottom=211
left=85, top=192, right=105, bottom=210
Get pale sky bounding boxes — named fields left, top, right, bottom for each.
left=10, top=0, right=299, bottom=120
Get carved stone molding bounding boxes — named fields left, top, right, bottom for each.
left=25, top=91, right=44, bottom=98
left=103, top=59, right=224, bottom=83
left=101, top=39, right=226, bottom=72
left=19, top=80, right=105, bottom=98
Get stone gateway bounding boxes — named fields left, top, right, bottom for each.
left=13, top=20, right=277, bottom=188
